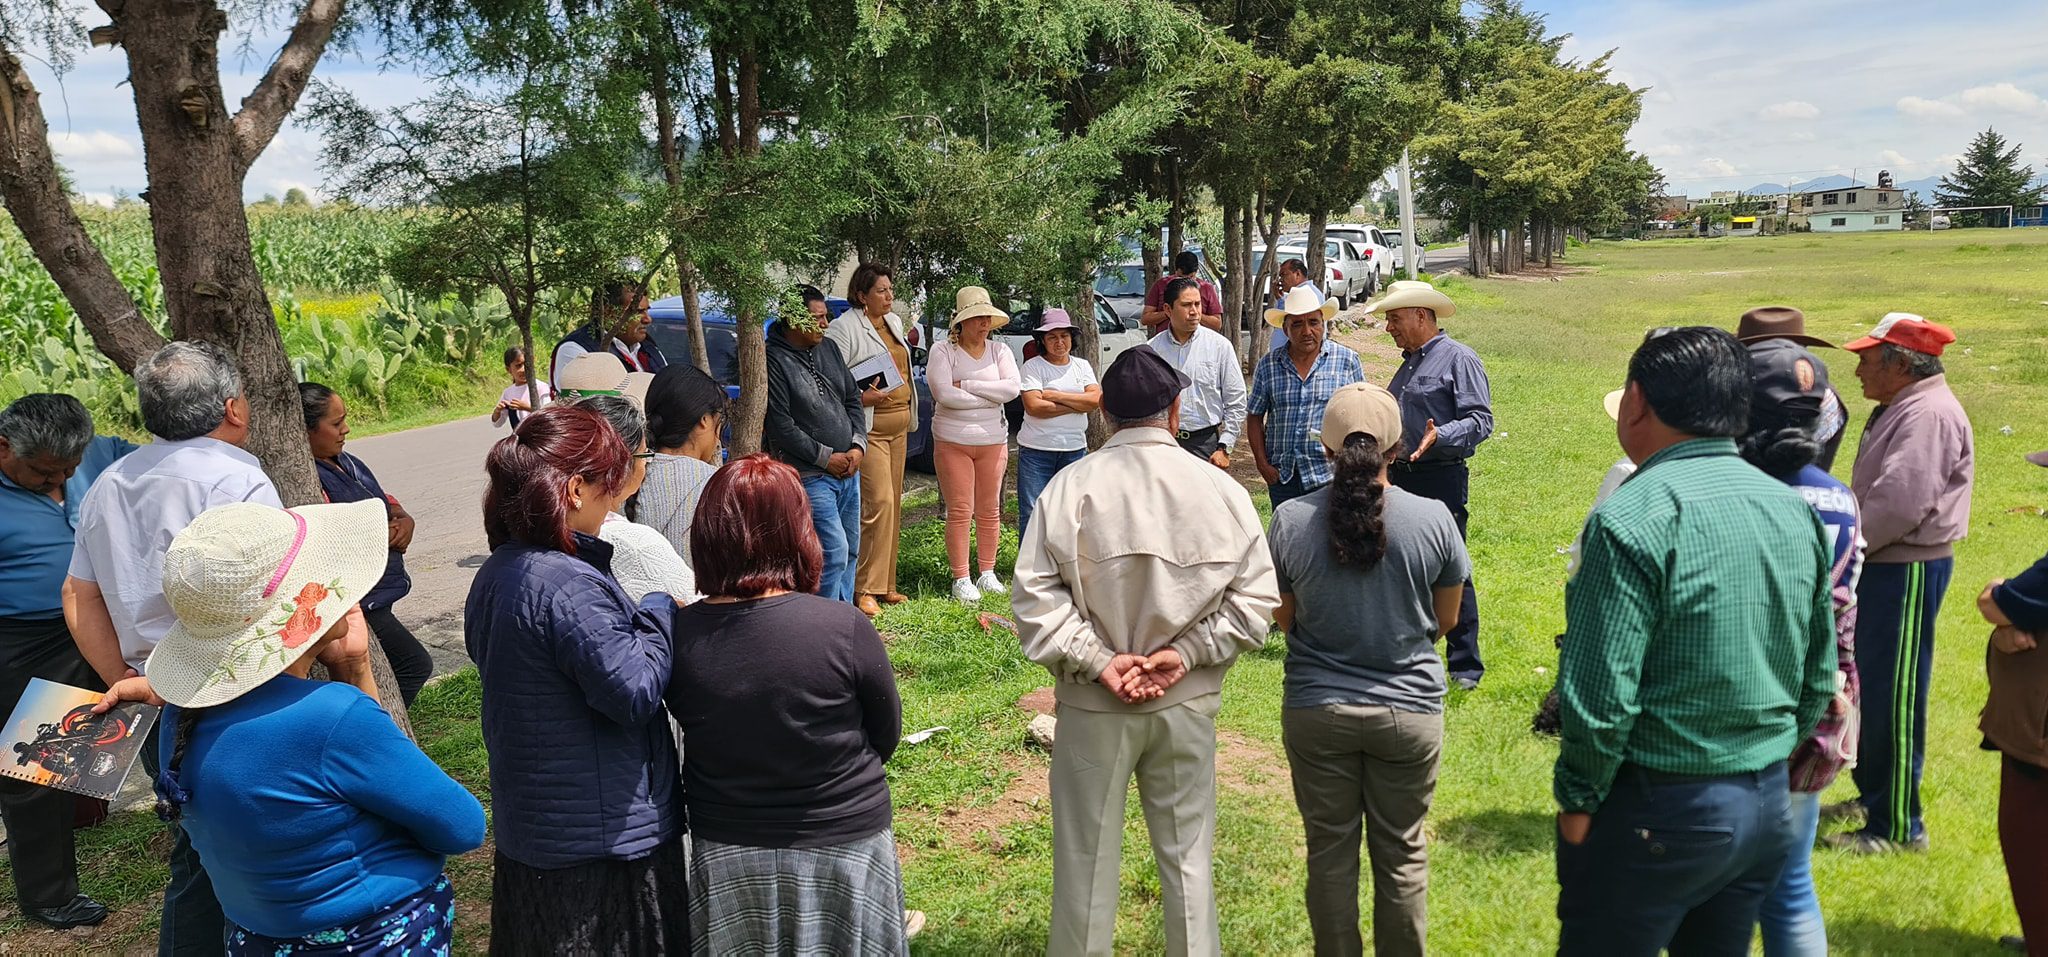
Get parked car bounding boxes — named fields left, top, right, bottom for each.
left=1321, top=223, right=1396, bottom=287
left=1250, top=243, right=1357, bottom=308
left=1378, top=229, right=1426, bottom=274
left=1091, top=248, right=1224, bottom=327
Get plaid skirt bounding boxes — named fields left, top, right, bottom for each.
left=226, top=873, right=453, bottom=956
left=688, top=827, right=907, bottom=956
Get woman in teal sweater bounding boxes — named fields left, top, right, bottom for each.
left=143, top=499, right=485, bottom=954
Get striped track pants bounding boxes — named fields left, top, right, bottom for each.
left=1849, top=558, right=1952, bottom=844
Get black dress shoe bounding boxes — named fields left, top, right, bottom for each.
left=25, top=894, right=109, bottom=929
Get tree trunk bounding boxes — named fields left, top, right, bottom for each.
left=1467, top=214, right=1486, bottom=278
left=1141, top=243, right=1162, bottom=291
left=729, top=313, right=767, bottom=456
left=1305, top=209, right=1328, bottom=300
left=1165, top=157, right=1185, bottom=260
left=649, top=36, right=707, bottom=375
left=1219, top=199, right=1243, bottom=352
left=1235, top=194, right=1257, bottom=363
left=1072, top=279, right=1109, bottom=448
left=678, top=265, right=710, bottom=375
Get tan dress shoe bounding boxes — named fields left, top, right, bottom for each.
left=855, top=594, right=882, bottom=617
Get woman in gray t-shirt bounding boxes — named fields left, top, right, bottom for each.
left=1266, top=382, right=1468, bottom=957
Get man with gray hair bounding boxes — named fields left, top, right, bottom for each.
left=1013, top=344, right=1279, bottom=956
left=0, top=394, right=135, bottom=929
left=63, top=340, right=280, bottom=952
left=1825, top=313, right=1974, bottom=855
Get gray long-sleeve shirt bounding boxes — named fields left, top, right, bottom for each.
left=1388, top=332, right=1493, bottom=463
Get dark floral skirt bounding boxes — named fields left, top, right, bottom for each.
left=488, top=839, right=689, bottom=956
left=226, top=873, right=454, bottom=956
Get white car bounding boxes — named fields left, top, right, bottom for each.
left=918, top=292, right=1145, bottom=371
left=1321, top=223, right=1397, bottom=285
left=1251, top=242, right=1363, bottom=309
left=1378, top=229, right=1426, bottom=273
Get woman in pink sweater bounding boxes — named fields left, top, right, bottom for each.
left=928, top=286, right=1022, bottom=603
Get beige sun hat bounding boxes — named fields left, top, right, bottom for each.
left=557, top=352, right=654, bottom=408
left=1366, top=280, right=1457, bottom=319
left=951, top=286, right=1009, bottom=328
left=145, top=500, right=391, bottom=709
left=1319, top=383, right=1403, bottom=454
left=1603, top=388, right=1625, bottom=421
left=1263, top=284, right=1341, bottom=328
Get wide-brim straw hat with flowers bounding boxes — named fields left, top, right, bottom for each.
left=1263, top=284, right=1341, bottom=328
left=145, top=499, right=391, bottom=708
left=1366, top=280, right=1458, bottom=320
left=952, top=286, right=1009, bottom=328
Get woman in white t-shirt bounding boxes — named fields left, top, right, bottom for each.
left=1015, top=309, right=1100, bottom=535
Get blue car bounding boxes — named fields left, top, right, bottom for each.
left=647, top=294, right=936, bottom=471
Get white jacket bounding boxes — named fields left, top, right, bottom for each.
left=1012, top=427, right=1280, bottom=713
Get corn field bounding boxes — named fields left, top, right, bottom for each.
left=0, top=205, right=554, bottom=434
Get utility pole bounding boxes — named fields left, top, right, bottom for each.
left=1398, top=148, right=1420, bottom=280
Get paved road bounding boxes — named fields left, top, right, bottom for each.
left=348, top=414, right=508, bottom=676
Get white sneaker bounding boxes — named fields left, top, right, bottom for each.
left=974, top=570, right=1004, bottom=595
left=951, top=577, right=982, bottom=603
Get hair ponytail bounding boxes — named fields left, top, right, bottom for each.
left=154, top=707, right=202, bottom=822
left=1328, top=433, right=1400, bottom=568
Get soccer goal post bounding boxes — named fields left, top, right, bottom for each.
left=1927, top=205, right=2016, bottom=229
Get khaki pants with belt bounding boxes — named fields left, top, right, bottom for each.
left=856, top=404, right=909, bottom=596
left=1049, top=694, right=1221, bottom=957
left=1282, top=703, right=1442, bottom=957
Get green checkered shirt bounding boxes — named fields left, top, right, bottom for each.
left=1555, top=438, right=1837, bottom=813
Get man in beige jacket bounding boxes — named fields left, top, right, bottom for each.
left=1013, top=344, right=1281, bottom=957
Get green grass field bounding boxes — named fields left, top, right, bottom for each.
left=4, top=228, right=2041, bottom=952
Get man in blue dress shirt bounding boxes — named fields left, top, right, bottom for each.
left=0, top=394, right=135, bottom=930
left=1372, top=281, right=1494, bottom=689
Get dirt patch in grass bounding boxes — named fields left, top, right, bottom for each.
left=1215, top=729, right=1293, bottom=798
left=930, top=751, right=1053, bottom=855
left=1016, top=687, right=1056, bottom=715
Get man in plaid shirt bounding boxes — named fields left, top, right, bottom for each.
left=1555, top=327, right=1836, bottom=955
left=1248, top=286, right=1364, bottom=508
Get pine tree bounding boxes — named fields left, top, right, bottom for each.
left=1936, top=128, right=2044, bottom=224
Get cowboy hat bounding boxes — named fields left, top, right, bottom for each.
left=1366, top=280, right=1457, bottom=320
left=1737, top=306, right=1835, bottom=349
left=557, top=352, right=654, bottom=408
left=145, top=500, right=391, bottom=708
left=951, top=286, right=1009, bottom=328
left=1603, top=388, right=1625, bottom=421
left=1263, top=285, right=1340, bottom=328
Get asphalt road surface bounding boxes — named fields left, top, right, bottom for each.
left=348, top=413, right=508, bottom=677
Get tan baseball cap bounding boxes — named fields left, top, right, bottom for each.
left=1319, top=382, right=1402, bottom=454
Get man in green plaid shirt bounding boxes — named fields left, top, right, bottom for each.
left=1555, top=327, right=1836, bottom=955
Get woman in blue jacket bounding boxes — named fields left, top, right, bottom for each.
left=464, top=404, right=685, bottom=952
left=145, top=498, right=484, bottom=955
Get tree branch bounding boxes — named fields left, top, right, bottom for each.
left=0, top=44, right=165, bottom=371
left=231, top=0, right=346, bottom=170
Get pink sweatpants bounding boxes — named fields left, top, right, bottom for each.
left=935, top=440, right=1008, bottom=579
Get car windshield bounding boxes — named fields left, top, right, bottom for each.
left=1093, top=266, right=1148, bottom=298
left=1383, top=231, right=1403, bottom=246
left=1250, top=249, right=1305, bottom=276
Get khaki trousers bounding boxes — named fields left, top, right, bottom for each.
left=1049, top=694, right=1221, bottom=957
left=1281, top=703, right=1442, bottom=957
left=855, top=404, right=910, bottom=595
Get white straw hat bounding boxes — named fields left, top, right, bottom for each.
left=951, top=286, right=1009, bottom=328
left=1263, top=285, right=1340, bottom=328
left=144, top=500, right=391, bottom=708
left=1366, top=280, right=1457, bottom=319
left=557, top=352, right=654, bottom=408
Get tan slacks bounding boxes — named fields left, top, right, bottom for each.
left=1049, top=694, right=1222, bottom=957
left=855, top=404, right=910, bottom=595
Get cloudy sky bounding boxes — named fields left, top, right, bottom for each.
left=38, top=0, right=2048, bottom=203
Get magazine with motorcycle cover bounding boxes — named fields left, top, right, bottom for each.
left=1, top=678, right=160, bottom=801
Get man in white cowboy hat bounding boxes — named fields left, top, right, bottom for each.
left=61, top=340, right=284, bottom=953
left=1148, top=276, right=1247, bottom=470
left=1267, top=257, right=1324, bottom=352
left=1249, top=285, right=1363, bottom=508
left=555, top=351, right=655, bottom=407
left=1370, top=280, right=1493, bottom=690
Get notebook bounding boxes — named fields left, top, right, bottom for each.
left=1, top=678, right=160, bottom=801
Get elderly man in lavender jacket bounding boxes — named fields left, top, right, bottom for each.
left=1825, top=313, right=1974, bottom=855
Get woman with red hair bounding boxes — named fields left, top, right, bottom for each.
left=464, top=404, right=686, bottom=951
left=667, top=453, right=909, bottom=953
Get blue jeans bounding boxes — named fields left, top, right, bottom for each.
left=1849, top=558, right=1951, bottom=844
left=1556, top=762, right=1794, bottom=956
left=801, top=472, right=862, bottom=603
left=141, top=724, right=226, bottom=956
left=1017, top=447, right=1085, bottom=535
left=1267, top=474, right=1314, bottom=509
left=1759, top=791, right=1826, bottom=956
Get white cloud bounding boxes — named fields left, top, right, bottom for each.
left=1759, top=101, right=1820, bottom=121
left=1956, top=82, right=2048, bottom=116
left=49, top=131, right=138, bottom=161
left=1692, top=157, right=1739, bottom=178
left=1879, top=149, right=1913, bottom=167
left=1897, top=96, right=1965, bottom=118
left=77, top=191, right=116, bottom=208
left=1642, top=142, right=1685, bottom=159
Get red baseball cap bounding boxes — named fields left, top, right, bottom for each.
left=1843, top=312, right=1956, bottom=356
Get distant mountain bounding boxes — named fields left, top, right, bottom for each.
left=1898, top=176, right=1945, bottom=199
left=1736, top=173, right=1952, bottom=197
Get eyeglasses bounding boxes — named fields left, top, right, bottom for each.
left=632, top=450, right=656, bottom=461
